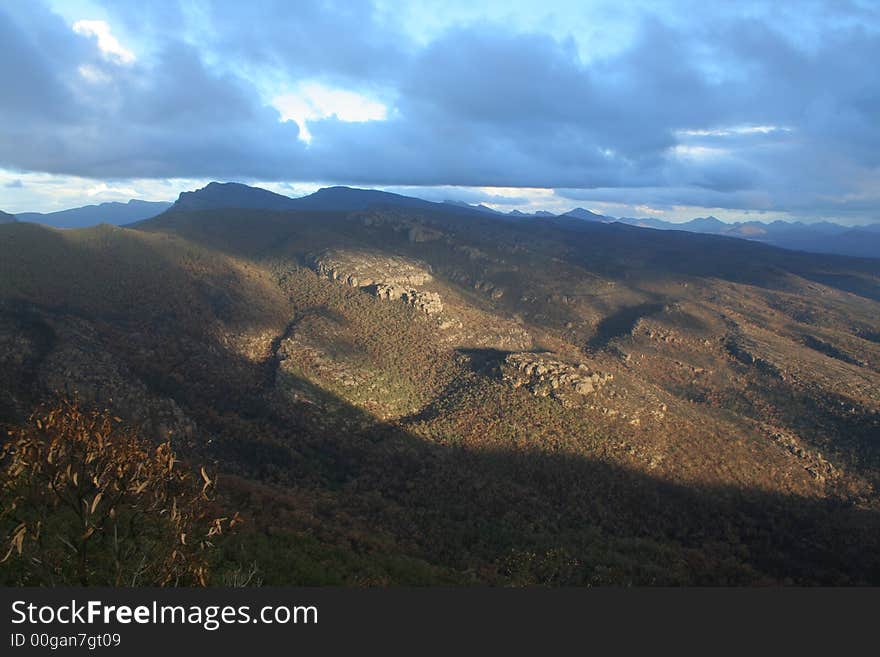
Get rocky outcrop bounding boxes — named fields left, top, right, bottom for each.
left=724, top=339, right=782, bottom=378
left=370, top=283, right=443, bottom=315
left=474, top=280, right=505, bottom=300
left=407, top=225, right=444, bottom=243
left=311, top=250, right=432, bottom=288
left=310, top=250, right=443, bottom=315
left=762, top=425, right=841, bottom=484
left=645, top=327, right=679, bottom=344
left=502, top=352, right=612, bottom=402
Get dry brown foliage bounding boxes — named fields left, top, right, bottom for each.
left=0, top=401, right=239, bottom=586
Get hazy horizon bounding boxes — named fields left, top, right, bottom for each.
left=7, top=179, right=880, bottom=227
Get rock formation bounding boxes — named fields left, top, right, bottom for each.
left=370, top=283, right=443, bottom=315
left=310, top=250, right=443, bottom=315
left=502, top=352, right=612, bottom=402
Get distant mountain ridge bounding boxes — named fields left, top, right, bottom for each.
left=610, top=214, right=880, bottom=259
left=0, top=210, right=16, bottom=224
left=168, top=182, right=495, bottom=217
left=562, top=207, right=614, bottom=222
left=166, top=182, right=879, bottom=259
left=444, top=200, right=501, bottom=214
left=10, top=181, right=879, bottom=258
left=15, top=199, right=171, bottom=228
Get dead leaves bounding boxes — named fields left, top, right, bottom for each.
left=1, top=523, right=26, bottom=563
left=0, top=402, right=239, bottom=586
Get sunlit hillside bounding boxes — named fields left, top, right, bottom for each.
left=2, top=199, right=878, bottom=584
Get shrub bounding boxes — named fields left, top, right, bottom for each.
left=0, top=402, right=239, bottom=586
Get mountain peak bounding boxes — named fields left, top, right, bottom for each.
left=684, top=216, right=727, bottom=229
left=563, top=207, right=610, bottom=221
left=444, top=200, right=500, bottom=214
left=289, top=185, right=433, bottom=211
left=173, top=181, right=297, bottom=211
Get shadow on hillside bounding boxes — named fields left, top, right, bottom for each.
left=4, top=219, right=880, bottom=585
left=456, top=347, right=554, bottom=373
left=586, top=302, right=665, bottom=352
left=187, top=341, right=880, bottom=585
left=5, top=299, right=878, bottom=586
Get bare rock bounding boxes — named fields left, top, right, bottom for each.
left=310, top=250, right=443, bottom=315
left=310, top=250, right=433, bottom=288
left=372, top=283, right=443, bottom=315
left=501, top=352, right=612, bottom=404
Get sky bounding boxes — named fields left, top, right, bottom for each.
left=1, top=0, right=879, bottom=224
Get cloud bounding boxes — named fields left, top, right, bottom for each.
left=272, top=82, right=389, bottom=143
left=677, top=125, right=791, bottom=138
left=72, top=19, right=135, bottom=63
left=377, top=185, right=538, bottom=206
left=635, top=204, right=665, bottom=216
left=4, top=179, right=24, bottom=188
left=1, top=0, right=879, bottom=222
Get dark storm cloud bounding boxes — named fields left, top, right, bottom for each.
left=100, top=0, right=409, bottom=83
left=1, top=0, right=879, bottom=220
left=0, top=2, right=86, bottom=121
left=0, top=2, right=307, bottom=178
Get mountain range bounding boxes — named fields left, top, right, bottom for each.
left=171, top=181, right=503, bottom=216
left=160, top=183, right=880, bottom=259
left=5, top=183, right=877, bottom=259
left=609, top=214, right=880, bottom=260
left=10, top=199, right=172, bottom=228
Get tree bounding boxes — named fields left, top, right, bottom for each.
left=0, top=402, right=239, bottom=586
